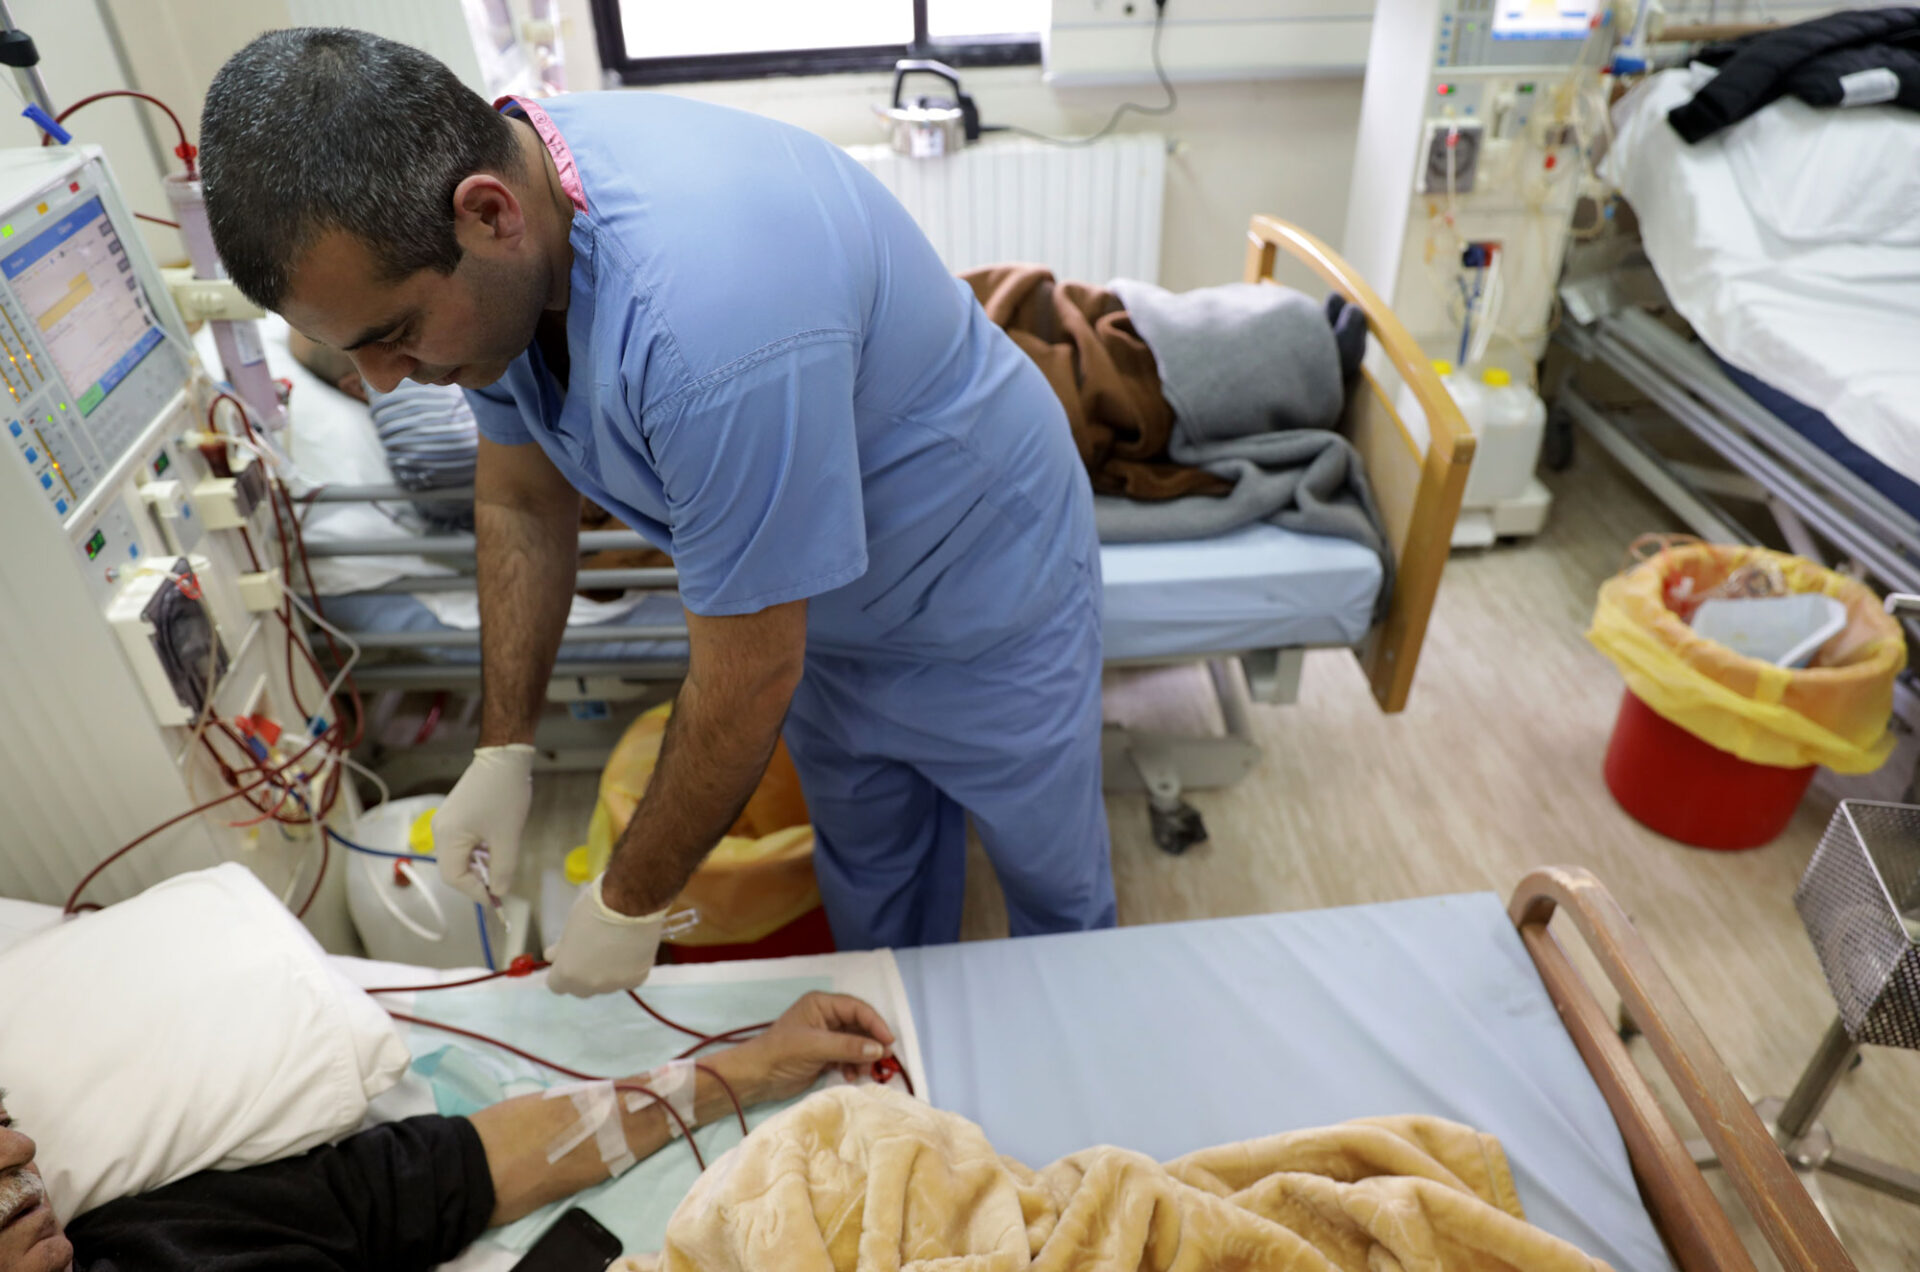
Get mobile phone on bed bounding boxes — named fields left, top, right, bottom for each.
left=509, top=1208, right=623, bottom=1272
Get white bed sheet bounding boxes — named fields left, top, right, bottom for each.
left=1604, top=67, right=1920, bottom=483
left=1099, top=522, right=1381, bottom=660
left=0, top=896, right=923, bottom=1271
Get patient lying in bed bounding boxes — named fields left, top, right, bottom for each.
left=287, top=328, right=671, bottom=593
left=0, top=992, right=893, bottom=1272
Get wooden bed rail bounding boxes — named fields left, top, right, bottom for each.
left=1243, top=215, right=1473, bottom=713
left=1509, top=868, right=1855, bottom=1272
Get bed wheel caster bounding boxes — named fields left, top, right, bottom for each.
left=1149, top=800, right=1208, bottom=855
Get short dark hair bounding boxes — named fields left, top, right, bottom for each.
left=200, top=27, right=523, bottom=310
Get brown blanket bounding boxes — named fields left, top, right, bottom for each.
left=623, top=1086, right=1614, bottom=1272
left=963, top=265, right=1231, bottom=502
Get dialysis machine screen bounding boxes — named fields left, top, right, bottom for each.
left=2, top=196, right=164, bottom=417
left=1492, top=2, right=1600, bottom=39
left=0, top=165, right=187, bottom=513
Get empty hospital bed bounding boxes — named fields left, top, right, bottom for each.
left=239, top=216, right=1470, bottom=847
left=1554, top=66, right=1920, bottom=605
left=0, top=868, right=1850, bottom=1269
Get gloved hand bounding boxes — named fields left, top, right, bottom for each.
left=545, top=874, right=667, bottom=997
left=433, top=744, right=536, bottom=906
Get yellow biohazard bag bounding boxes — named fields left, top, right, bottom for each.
left=1587, top=541, right=1905, bottom=773
left=565, top=703, right=819, bottom=946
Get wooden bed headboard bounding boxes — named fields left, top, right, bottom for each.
left=1242, top=216, right=1474, bottom=714
left=1512, top=868, right=1856, bottom=1272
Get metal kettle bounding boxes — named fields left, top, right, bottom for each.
left=874, top=59, right=981, bottom=158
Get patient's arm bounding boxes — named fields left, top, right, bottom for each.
left=467, top=991, right=896, bottom=1227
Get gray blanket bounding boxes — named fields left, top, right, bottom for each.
left=1104, top=279, right=1393, bottom=613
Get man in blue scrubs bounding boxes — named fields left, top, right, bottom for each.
left=201, top=29, right=1114, bottom=988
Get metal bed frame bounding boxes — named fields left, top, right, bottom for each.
left=1554, top=299, right=1920, bottom=601
left=300, top=217, right=1476, bottom=850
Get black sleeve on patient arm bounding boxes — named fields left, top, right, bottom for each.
left=64, top=1115, right=497, bottom=1272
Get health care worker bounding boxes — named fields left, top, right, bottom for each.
left=201, top=28, right=1115, bottom=992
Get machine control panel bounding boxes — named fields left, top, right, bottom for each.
left=1439, top=0, right=1605, bottom=71
left=0, top=165, right=187, bottom=530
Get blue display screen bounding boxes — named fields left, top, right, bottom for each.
left=0, top=196, right=106, bottom=279
left=1, top=193, right=164, bottom=415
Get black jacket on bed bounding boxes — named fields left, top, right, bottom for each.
left=62, top=1115, right=496, bottom=1271
left=1668, top=6, right=1920, bottom=142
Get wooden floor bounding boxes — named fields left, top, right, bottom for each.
left=523, top=445, right=1919, bottom=1269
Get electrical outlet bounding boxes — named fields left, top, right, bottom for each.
left=1421, top=119, right=1485, bottom=195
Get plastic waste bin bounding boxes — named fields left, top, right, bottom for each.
left=566, top=702, right=830, bottom=955
left=1589, top=542, right=1905, bottom=849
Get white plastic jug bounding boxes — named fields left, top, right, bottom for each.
left=1451, top=366, right=1546, bottom=508
left=345, top=796, right=530, bottom=969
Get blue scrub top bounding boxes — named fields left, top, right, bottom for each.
left=466, top=93, right=1093, bottom=663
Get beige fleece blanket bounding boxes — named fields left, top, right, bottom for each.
left=619, top=1086, right=1614, bottom=1272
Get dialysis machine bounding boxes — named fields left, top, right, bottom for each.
left=0, top=145, right=351, bottom=947
left=1343, top=0, right=1614, bottom=546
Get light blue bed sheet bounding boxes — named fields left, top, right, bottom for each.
left=895, top=893, right=1676, bottom=1272
left=1099, top=522, right=1382, bottom=661
left=321, top=522, right=1377, bottom=666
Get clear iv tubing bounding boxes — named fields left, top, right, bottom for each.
left=372, top=966, right=915, bottom=1168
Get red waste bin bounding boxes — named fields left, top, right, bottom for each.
left=1604, top=689, right=1816, bottom=850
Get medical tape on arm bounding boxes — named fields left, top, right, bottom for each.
left=543, top=1080, right=638, bottom=1178
left=623, top=1058, right=697, bottom=1139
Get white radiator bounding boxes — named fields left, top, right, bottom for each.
left=846, top=134, right=1167, bottom=285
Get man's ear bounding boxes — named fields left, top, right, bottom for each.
left=452, top=174, right=524, bottom=247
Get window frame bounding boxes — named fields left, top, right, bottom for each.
left=590, top=0, right=1042, bottom=86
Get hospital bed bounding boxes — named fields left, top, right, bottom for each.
left=1553, top=66, right=1920, bottom=606
left=0, top=868, right=1850, bottom=1269
left=252, top=217, right=1470, bottom=848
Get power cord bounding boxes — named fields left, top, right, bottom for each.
left=999, top=0, right=1175, bottom=147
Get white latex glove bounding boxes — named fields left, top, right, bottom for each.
left=545, top=874, right=667, bottom=998
left=433, top=744, right=536, bottom=906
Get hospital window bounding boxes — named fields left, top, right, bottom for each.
left=592, top=0, right=1044, bottom=85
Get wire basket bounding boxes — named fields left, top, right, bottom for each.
left=1794, top=800, right=1920, bottom=1050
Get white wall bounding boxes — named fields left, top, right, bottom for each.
left=0, top=1, right=295, bottom=264
left=669, top=68, right=1361, bottom=289
left=102, top=0, right=292, bottom=149
left=555, top=0, right=1362, bottom=290
left=47, top=0, right=1361, bottom=293
left=5, top=1, right=179, bottom=263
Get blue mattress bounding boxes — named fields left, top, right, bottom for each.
left=324, top=523, right=1383, bottom=665
left=1098, top=523, right=1382, bottom=660
left=896, top=894, right=1674, bottom=1272
left=1716, top=355, right=1920, bottom=522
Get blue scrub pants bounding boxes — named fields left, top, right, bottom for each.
left=782, top=569, right=1115, bottom=949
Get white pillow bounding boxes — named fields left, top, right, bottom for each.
left=1724, top=94, right=1920, bottom=247
left=0, top=864, right=411, bottom=1219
